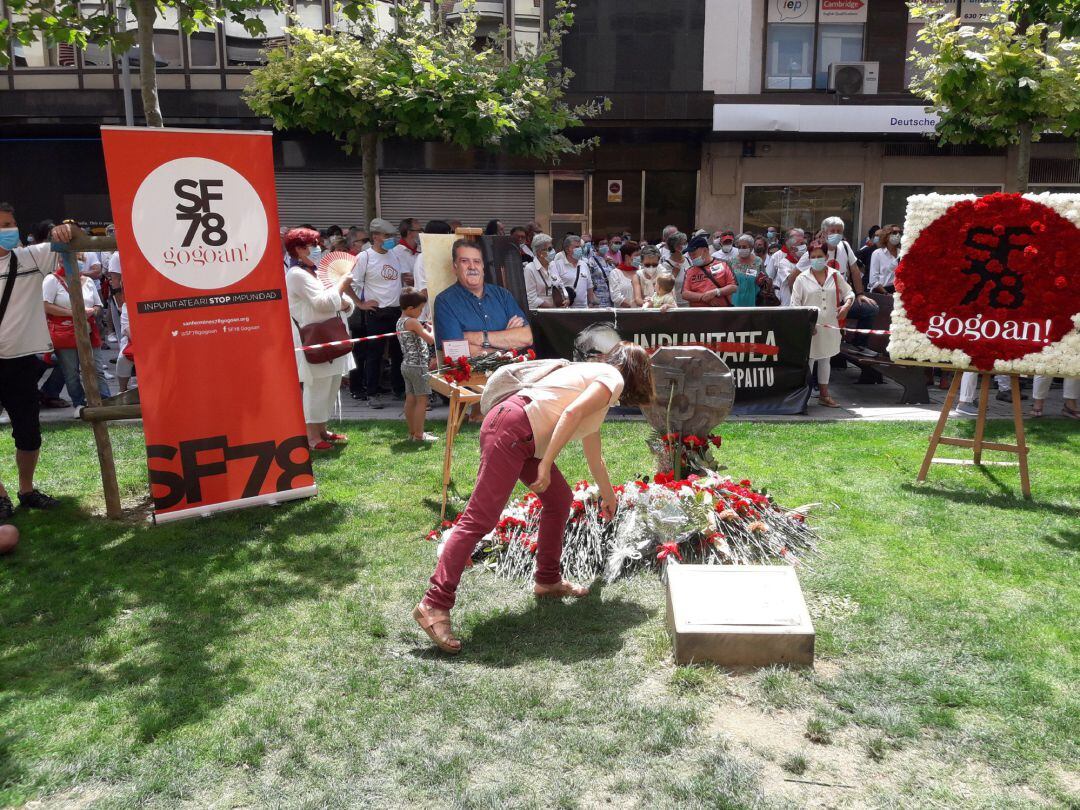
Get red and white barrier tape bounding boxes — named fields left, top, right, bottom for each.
left=820, top=323, right=892, bottom=336
left=295, top=330, right=404, bottom=353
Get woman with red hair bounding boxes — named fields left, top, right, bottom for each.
left=284, top=227, right=355, bottom=450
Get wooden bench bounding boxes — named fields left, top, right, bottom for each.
left=837, top=292, right=930, bottom=405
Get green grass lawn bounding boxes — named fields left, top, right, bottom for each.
left=0, top=418, right=1077, bottom=808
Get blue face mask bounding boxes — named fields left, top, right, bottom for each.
left=692, top=255, right=709, bottom=267
left=581, top=243, right=592, bottom=256
left=826, top=233, right=843, bottom=247
left=631, top=256, right=642, bottom=267
left=598, top=244, right=609, bottom=256
left=381, top=238, right=398, bottom=251
left=546, top=249, right=556, bottom=262
left=0, top=228, right=20, bottom=251
left=308, top=246, right=323, bottom=264
left=810, top=257, right=828, bottom=271
left=572, top=247, right=583, bottom=260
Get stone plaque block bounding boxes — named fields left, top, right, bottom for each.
left=665, top=564, right=815, bottom=667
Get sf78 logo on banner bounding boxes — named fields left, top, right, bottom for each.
left=175, top=179, right=227, bottom=247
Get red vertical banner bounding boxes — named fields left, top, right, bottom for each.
left=101, top=126, right=315, bottom=523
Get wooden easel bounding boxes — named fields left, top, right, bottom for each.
left=428, top=372, right=486, bottom=520
left=913, top=365, right=1031, bottom=498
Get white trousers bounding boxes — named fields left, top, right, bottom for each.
left=962, top=372, right=1079, bottom=402
left=303, top=373, right=341, bottom=424
left=813, top=359, right=831, bottom=385
left=1033, top=376, right=1079, bottom=401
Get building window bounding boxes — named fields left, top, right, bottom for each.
left=225, top=8, right=286, bottom=66
left=743, top=185, right=862, bottom=239
left=188, top=26, right=219, bottom=67
left=815, top=23, right=864, bottom=88
left=881, top=185, right=1001, bottom=228
left=764, top=0, right=867, bottom=91
left=766, top=24, right=815, bottom=89
left=295, top=0, right=325, bottom=30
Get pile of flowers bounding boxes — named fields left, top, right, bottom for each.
left=428, top=472, right=819, bottom=584
left=439, top=348, right=537, bottom=384
left=650, top=432, right=725, bottom=478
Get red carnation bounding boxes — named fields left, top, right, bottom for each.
left=992, top=224, right=1005, bottom=235
left=1054, top=276, right=1067, bottom=289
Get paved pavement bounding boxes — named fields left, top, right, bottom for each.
left=15, top=348, right=1075, bottom=427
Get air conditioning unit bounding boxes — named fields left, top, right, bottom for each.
left=828, top=61, right=879, bottom=95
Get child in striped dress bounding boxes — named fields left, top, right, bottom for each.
left=397, top=287, right=437, bottom=442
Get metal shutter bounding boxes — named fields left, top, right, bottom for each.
left=275, top=170, right=366, bottom=229
left=379, top=171, right=535, bottom=228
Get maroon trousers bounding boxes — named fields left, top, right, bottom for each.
left=424, top=396, right=572, bottom=610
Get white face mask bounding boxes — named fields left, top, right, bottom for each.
left=737, top=247, right=752, bottom=258
left=888, top=234, right=901, bottom=246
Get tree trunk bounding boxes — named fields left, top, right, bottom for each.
left=133, top=0, right=163, bottom=126
left=1007, top=121, right=1032, bottom=193
left=362, top=132, right=378, bottom=230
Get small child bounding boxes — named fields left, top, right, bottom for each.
left=397, top=288, right=437, bottom=442
left=644, top=274, right=677, bottom=310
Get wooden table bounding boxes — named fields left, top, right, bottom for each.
left=428, top=372, right=488, bottom=520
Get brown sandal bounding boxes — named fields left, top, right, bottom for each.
left=533, top=579, right=590, bottom=600
left=412, top=602, right=462, bottom=654
left=819, top=396, right=841, bottom=408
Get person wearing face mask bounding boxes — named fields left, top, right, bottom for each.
left=549, top=234, right=595, bottom=309
left=728, top=233, right=764, bottom=308
left=800, top=216, right=879, bottom=356
left=855, top=225, right=881, bottom=284
left=683, top=236, right=737, bottom=308
left=711, top=229, right=738, bottom=264
left=637, top=244, right=662, bottom=300
left=580, top=233, right=613, bottom=307
left=286, top=228, right=355, bottom=450
left=0, top=202, right=76, bottom=517
left=392, top=217, right=422, bottom=287
left=765, top=226, right=779, bottom=244
left=774, top=228, right=806, bottom=306
left=791, top=240, right=854, bottom=408
left=607, top=234, right=624, bottom=266
left=609, top=241, right=645, bottom=308
left=869, top=224, right=901, bottom=294
left=349, top=218, right=406, bottom=409
left=660, top=232, right=690, bottom=307
left=753, top=236, right=768, bottom=259
left=522, top=233, right=564, bottom=310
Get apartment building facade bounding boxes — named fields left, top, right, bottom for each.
left=1, top=0, right=1076, bottom=237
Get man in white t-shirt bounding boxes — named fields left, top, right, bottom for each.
left=0, top=202, right=76, bottom=516
left=349, top=217, right=406, bottom=407
left=549, top=234, right=595, bottom=309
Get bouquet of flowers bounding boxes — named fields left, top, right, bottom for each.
left=648, top=432, right=725, bottom=479
left=427, top=472, right=819, bottom=584
left=439, top=348, right=537, bottom=384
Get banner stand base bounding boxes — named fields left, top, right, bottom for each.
left=152, top=485, right=318, bottom=524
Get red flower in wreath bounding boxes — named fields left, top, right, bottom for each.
left=896, top=193, right=1080, bottom=370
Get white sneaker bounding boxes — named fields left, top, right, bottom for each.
left=413, top=432, right=439, bottom=443
left=104, top=371, right=115, bottom=380
left=106, top=334, right=118, bottom=344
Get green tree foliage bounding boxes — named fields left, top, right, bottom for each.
left=908, top=0, right=1080, bottom=191
left=244, top=0, right=606, bottom=226
left=0, top=0, right=291, bottom=126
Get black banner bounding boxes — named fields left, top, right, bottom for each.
left=529, top=307, right=818, bottom=415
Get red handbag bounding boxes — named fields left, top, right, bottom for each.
left=295, top=316, right=352, bottom=364
left=46, top=314, right=78, bottom=349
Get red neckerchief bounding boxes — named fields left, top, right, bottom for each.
left=398, top=239, right=419, bottom=256
left=617, top=263, right=637, bottom=274
left=782, top=245, right=798, bottom=263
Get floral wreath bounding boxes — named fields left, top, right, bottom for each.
left=890, top=192, right=1080, bottom=375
